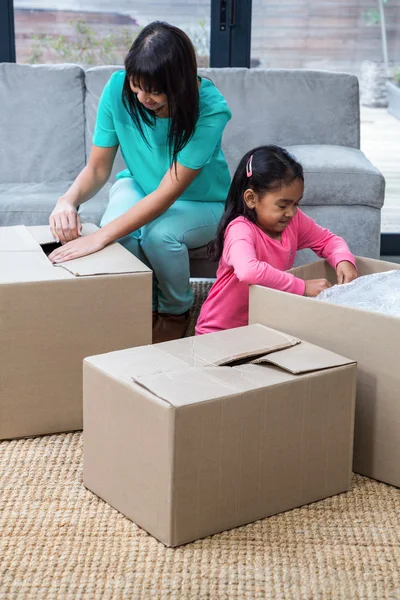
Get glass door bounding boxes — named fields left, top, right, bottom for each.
left=250, top=0, right=400, bottom=251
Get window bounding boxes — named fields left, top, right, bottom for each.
left=250, top=0, right=400, bottom=243
left=13, top=0, right=211, bottom=67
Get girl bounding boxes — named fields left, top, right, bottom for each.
left=196, top=145, right=358, bottom=335
left=48, top=22, right=231, bottom=343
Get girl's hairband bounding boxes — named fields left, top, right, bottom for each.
left=246, top=154, right=253, bottom=178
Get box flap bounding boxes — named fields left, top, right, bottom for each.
left=87, top=324, right=355, bottom=407
left=30, top=223, right=151, bottom=276
left=289, top=257, right=400, bottom=286
left=0, top=252, right=74, bottom=283
left=154, top=324, right=300, bottom=367
left=355, top=256, right=400, bottom=277
left=133, top=367, right=249, bottom=406
left=0, top=223, right=75, bottom=283
left=252, top=341, right=355, bottom=374
left=28, top=223, right=150, bottom=275
left=132, top=363, right=299, bottom=407
left=132, top=346, right=355, bottom=406
left=0, top=224, right=150, bottom=282
left=0, top=226, right=42, bottom=252
left=85, top=345, right=196, bottom=384
left=55, top=242, right=151, bottom=276
left=86, top=324, right=299, bottom=379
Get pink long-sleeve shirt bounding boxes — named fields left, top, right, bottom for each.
left=195, top=211, right=356, bottom=335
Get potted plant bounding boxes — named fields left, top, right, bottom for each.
left=360, top=0, right=390, bottom=108
left=387, top=68, right=400, bottom=119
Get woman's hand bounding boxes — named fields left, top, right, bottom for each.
left=48, top=231, right=106, bottom=264
left=336, top=261, right=358, bottom=285
left=304, top=278, right=332, bottom=297
left=49, top=199, right=82, bottom=244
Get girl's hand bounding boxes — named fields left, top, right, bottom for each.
left=48, top=231, right=106, bottom=264
left=336, top=261, right=358, bottom=285
left=304, top=278, right=332, bottom=297
left=49, top=199, right=82, bottom=244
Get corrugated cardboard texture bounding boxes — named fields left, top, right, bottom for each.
left=249, top=256, right=400, bottom=488
left=171, top=367, right=355, bottom=545
left=0, top=225, right=152, bottom=439
left=83, top=364, right=175, bottom=546
left=83, top=324, right=356, bottom=546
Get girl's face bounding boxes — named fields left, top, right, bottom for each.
left=244, top=177, right=304, bottom=239
left=129, top=81, right=168, bottom=116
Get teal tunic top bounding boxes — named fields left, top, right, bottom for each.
left=93, top=70, right=232, bottom=203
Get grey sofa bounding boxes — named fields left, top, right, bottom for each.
left=0, top=63, right=384, bottom=275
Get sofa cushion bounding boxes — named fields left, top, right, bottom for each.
left=199, top=68, right=360, bottom=174
left=285, top=145, right=384, bottom=209
left=294, top=204, right=381, bottom=264
left=0, top=64, right=86, bottom=184
left=0, top=181, right=111, bottom=227
left=85, top=66, right=127, bottom=179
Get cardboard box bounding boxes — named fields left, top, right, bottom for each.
left=249, top=256, right=400, bottom=488
left=0, top=224, right=152, bottom=439
left=83, top=324, right=356, bottom=547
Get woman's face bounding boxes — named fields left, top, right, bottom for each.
left=129, top=81, right=168, bottom=115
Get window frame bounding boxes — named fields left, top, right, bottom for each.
left=0, top=0, right=16, bottom=62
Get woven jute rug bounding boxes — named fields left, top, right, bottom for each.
left=1, top=435, right=400, bottom=599
left=1, top=281, right=400, bottom=599
left=186, top=279, right=213, bottom=337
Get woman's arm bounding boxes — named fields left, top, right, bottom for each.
left=48, top=162, right=199, bottom=263
left=100, top=162, right=200, bottom=245
left=50, top=145, right=118, bottom=243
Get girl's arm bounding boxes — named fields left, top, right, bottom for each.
left=296, top=210, right=356, bottom=267
left=48, top=162, right=199, bottom=263
left=225, top=221, right=306, bottom=295
left=50, top=145, right=118, bottom=243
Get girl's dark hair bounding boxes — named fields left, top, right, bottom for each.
left=210, top=145, right=304, bottom=261
left=123, top=21, right=199, bottom=167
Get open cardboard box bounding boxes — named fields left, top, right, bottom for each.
left=83, top=324, right=356, bottom=547
left=249, top=256, right=400, bottom=488
left=0, top=224, right=152, bottom=439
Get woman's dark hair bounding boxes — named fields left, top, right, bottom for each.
left=123, top=21, right=199, bottom=167
left=209, top=145, right=304, bottom=261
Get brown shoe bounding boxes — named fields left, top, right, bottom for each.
left=152, top=311, right=190, bottom=344
left=152, top=311, right=158, bottom=328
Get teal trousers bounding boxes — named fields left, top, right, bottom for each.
left=101, top=177, right=224, bottom=314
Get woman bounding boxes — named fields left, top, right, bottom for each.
left=49, top=21, right=231, bottom=343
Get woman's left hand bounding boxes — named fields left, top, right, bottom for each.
left=336, top=261, right=358, bottom=285
left=48, top=231, right=106, bottom=264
